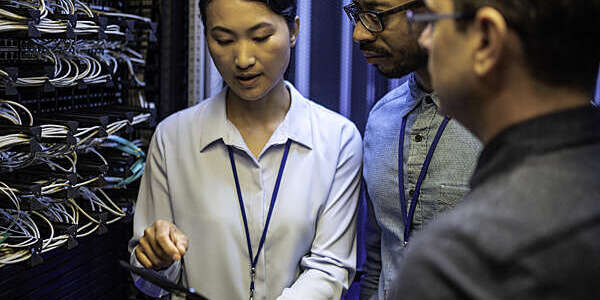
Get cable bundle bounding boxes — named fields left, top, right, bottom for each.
left=0, top=0, right=156, bottom=102
left=100, top=135, right=145, bottom=189
left=0, top=1, right=125, bottom=37
left=0, top=40, right=148, bottom=89
left=0, top=0, right=157, bottom=268
left=1, top=98, right=150, bottom=170
left=0, top=102, right=150, bottom=266
left=0, top=182, right=127, bottom=266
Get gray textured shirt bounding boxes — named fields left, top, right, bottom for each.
left=391, top=105, right=600, bottom=300
left=361, top=73, right=481, bottom=300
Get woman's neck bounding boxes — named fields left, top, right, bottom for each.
left=226, top=80, right=291, bottom=128
left=226, top=80, right=291, bottom=158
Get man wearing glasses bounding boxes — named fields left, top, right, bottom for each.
left=389, top=0, right=600, bottom=299
left=343, top=1, right=480, bottom=299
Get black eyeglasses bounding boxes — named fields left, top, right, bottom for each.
left=344, top=0, right=424, bottom=33
left=405, top=9, right=475, bottom=34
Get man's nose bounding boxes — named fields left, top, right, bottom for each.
left=352, top=22, right=377, bottom=44
left=418, top=23, right=433, bottom=51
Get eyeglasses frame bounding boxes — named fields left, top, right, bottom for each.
left=344, top=0, right=425, bottom=33
left=405, top=9, right=475, bottom=33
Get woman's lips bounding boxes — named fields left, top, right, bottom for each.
left=235, top=74, right=262, bottom=88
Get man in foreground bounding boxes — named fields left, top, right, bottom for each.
left=391, top=0, right=600, bottom=298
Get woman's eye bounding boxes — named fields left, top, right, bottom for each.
left=253, top=35, right=271, bottom=42
left=215, top=39, right=233, bottom=45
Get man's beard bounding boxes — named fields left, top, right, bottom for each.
left=376, top=50, right=429, bottom=79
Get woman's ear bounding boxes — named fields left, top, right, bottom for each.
left=290, top=17, right=300, bottom=47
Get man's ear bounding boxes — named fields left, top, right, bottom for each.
left=290, top=17, right=300, bottom=47
left=472, top=7, right=508, bottom=76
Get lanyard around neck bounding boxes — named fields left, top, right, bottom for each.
left=227, top=139, right=292, bottom=300
left=398, top=115, right=450, bottom=245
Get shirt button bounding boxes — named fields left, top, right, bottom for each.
left=409, top=189, right=415, bottom=197
left=414, top=135, right=423, bottom=142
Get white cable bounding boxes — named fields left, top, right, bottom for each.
left=30, top=211, right=53, bottom=249
left=95, top=11, right=152, bottom=24
left=0, top=100, right=33, bottom=126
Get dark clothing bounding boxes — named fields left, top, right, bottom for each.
left=390, top=105, right=600, bottom=300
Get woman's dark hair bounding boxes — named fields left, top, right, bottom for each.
left=199, top=0, right=297, bottom=30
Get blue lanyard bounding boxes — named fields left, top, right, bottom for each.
left=227, top=140, right=292, bottom=300
left=398, top=115, right=450, bottom=245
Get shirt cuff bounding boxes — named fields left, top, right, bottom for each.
left=130, top=248, right=182, bottom=298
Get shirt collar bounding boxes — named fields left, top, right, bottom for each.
left=198, top=81, right=314, bottom=152
left=407, top=72, right=440, bottom=111
left=470, top=104, right=600, bottom=187
left=282, top=81, right=314, bottom=150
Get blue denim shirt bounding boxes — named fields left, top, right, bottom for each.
left=361, top=73, right=481, bottom=300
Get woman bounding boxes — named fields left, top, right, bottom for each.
left=129, top=0, right=362, bottom=299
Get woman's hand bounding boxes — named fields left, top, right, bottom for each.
left=135, top=220, right=189, bottom=270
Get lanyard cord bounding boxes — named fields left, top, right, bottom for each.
left=398, top=116, right=450, bottom=244
left=227, top=139, right=292, bottom=298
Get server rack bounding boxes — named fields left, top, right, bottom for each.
left=0, top=1, right=185, bottom=298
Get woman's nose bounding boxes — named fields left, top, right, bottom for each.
left=234, top=42, right=256, bottom=70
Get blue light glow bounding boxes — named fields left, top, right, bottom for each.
left=595, top=66, right=599, bottom=105
left=295, top=1, right=312, bottom=96
left=339, top=0, right=353, bottom=117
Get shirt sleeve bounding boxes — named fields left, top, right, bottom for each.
left=359, top=187, right=382, bottom=300
left=130, top=250, right=182, bottom=298
left=277, top=123, right=363, bottom=300
left=128, top=125, right=182, bottom=298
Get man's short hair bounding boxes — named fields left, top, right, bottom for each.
left=453, top=0, right=600, bottom=96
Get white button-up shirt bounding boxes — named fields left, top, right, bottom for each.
left=130, top=82, right=363, bottom=300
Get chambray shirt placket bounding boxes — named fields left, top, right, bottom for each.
left=404, top=99, right=441, bottom=232
left=403, top=102, right=423, bottom=234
